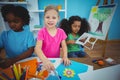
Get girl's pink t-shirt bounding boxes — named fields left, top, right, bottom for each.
left=37, top=27, right=67, bottom=58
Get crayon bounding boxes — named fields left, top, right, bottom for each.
left=25, top=66, right=29, bottom=80
left=0, top=71, right=11, bottom=80
left=13, top=64, right=19, bottom=80
left=18, top=64, right=22, bottom=77
left=10, top=66, right=16, bottom=80
left=20, top=67, right=26, bottom=80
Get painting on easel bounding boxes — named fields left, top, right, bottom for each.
left=88, top=4, right=116, bottom=40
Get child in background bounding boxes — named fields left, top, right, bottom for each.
left=59, top=16, right=90, bottom=58
left=35, top=5, right=70, bottom=71
left=0, top=4, right=35, bottom=69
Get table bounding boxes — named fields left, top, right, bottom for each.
left=0, top=57, right=120, bottom=79
left=69, top=57, right=120, bottom=70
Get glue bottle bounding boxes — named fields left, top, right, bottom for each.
left=105, top=57, right=116, bottom=65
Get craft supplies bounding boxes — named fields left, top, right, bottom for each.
left=105, top=57, right=116, bottom=65
left=92, top=59, right=105, bottom=66
left=0, top=71, right=11, bottom=80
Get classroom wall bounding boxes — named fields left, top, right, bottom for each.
left=36, top=0, right=120, bottom=40
left=67, top=0, right=120, bottom=40
left=67, top=0, right=96, bottom=19
left=108, top=0, right=120, bottom=40
left=1, top=0, right=119, bottom=40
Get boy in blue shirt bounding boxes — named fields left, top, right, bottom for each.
left=0, top=4, right=35, bottom=69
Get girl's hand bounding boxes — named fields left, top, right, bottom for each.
left=42, top=60, right=55, bottom=72
left=68, top=40, right=75, bottom=44
left=62, top=57, right=71, bottom=66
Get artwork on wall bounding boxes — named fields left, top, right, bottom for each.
left=88, top=4, right=117, bottom=40
left=75, top=4, right=117, bottom=50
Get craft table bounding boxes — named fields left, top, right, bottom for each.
left=70, top=57, right=120, bottom=70
left=0, top=57, right=120, bottom=80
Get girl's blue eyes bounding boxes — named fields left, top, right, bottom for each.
left=53, top=17, right=56, bottom=19
left=46, top=16, right=56, bottom=19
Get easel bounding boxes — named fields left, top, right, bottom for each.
left=95, top=0, right=115, bottom=57
left=96, top=0, right=114, bottom=6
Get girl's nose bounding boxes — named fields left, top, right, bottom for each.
left=49, top=18, right=53, bottom=21
left=9, top=22, right=15, bottom=27
left=77, top=26, right=80, bottom=29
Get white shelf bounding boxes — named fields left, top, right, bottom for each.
left=32, top=28, right=41, bottom=31
left=29, top=9, right=65, bottom=12
left=29, top=10, right=44, bottom=12
left=0, top=2, right=27, bottom=4
left=0, top=0, right=67, bottom=38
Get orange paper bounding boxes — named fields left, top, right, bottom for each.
left=0, top=58, right=38, bottom=79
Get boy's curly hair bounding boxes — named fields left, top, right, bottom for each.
left=1, top=4, right=30, bottom=25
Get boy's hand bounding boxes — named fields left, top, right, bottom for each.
left=0, top=58, right=13, bottom=69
